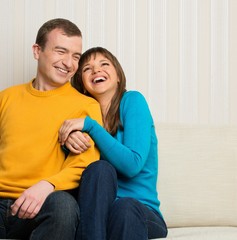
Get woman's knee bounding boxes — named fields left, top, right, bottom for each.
left=87, top=160, right=115, bottom=172
left=83, top=160, right=117, bottom=180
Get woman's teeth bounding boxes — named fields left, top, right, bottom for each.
left=93, top=77, right=106, bottom=83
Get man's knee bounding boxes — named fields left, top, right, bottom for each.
left=42, top=191, right=79, bottom=223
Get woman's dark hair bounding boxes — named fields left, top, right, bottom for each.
left=72, top=47, right=126, bottom=135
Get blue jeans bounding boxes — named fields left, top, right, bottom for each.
left=77, top=160, right=167, bottom=240
left=0, top=191, right=79, bottom=240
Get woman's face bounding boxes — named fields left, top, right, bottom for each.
left=81, top=53, right=119, bottom=100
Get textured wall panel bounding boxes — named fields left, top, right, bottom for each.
left=210, top=0, right=229, bottom=124
left=0, top=0, right=236, bottom=125
left=148, top=0, right=167, bottom=122
left=180, top=0, right=198, bottom=123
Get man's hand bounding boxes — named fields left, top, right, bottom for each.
left=11, top=180, right=54, bottom=219
left=65, top=131, right=91, bottom=154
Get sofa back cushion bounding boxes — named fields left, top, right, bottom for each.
left=156, top=124, right=237, bottom=228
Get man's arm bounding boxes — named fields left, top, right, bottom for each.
left=11, top=101, right=102, bottom=219
left=45, top=101, right=102, bottom=190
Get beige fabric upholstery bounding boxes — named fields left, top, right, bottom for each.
left=157, top=227, right=237, bottom=240
left=156, top=124, right=237, bottom=228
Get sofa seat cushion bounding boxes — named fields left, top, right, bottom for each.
left=154, top=227, right=237, bottom=240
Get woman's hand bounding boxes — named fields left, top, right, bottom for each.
left=59, top=118, right=85, bottom=144
left=59, top=118, right=91, bottom=154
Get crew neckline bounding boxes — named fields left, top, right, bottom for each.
left=27, top=79, right=71, bottom=97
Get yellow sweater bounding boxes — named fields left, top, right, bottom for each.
left=0, top=80, right=102, bottom=199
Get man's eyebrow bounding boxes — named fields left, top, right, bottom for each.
left=54, top=46, right=81, bottom=56
left=54, top=46, right=67, bottom=51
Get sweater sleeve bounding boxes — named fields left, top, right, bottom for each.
left=45, top=101, right=103, bottom=190
left=83, top=91, right=154, bottom=178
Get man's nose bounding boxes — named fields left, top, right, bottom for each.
left=62, top=55, right=73, bottom=68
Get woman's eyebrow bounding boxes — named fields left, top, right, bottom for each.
left=100, top=59, right=109, bottom=63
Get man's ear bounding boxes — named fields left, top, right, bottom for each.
left=32, top=44, right=41, bottom=59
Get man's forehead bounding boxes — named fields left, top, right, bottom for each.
left=46, top=29, right=82, bottom=51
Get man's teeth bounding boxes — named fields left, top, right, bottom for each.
left=57, top=67, right=68, bottom=74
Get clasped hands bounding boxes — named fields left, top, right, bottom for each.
left=58, top=118, right=91, bottom=154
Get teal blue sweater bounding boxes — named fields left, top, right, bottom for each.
left=83, top=91, right=161, bottom=215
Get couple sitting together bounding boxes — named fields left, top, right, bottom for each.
left=0, top=18, right=167, bottom=240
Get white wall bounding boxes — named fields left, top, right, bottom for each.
left=0, top=0, right=236, bottom=125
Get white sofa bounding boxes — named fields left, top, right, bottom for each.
left=153, top=123, right=237, bottom=240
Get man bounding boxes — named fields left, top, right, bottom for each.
left=0, top=18, right=102, bottom=239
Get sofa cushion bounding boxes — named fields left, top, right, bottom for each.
left=156, top=227, right=237, bottom=240
left=156, top=124, right=237, bottom=228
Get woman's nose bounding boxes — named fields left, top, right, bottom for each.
left=92, top=66, right=101, bottom=74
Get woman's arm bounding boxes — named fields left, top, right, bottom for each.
left=59, top=119, right=91, bottom=154
left=75, top=92, right=154, bottom=178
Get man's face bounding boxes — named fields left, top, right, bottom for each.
left=33, top=28, right=82, bottom=90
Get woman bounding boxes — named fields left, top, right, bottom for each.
left=59, top=47, right=167, bottom=240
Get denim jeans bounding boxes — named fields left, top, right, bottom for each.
left=0, top=191, right=79, bottom=240
left=77, top=160, right=168, bottom=240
